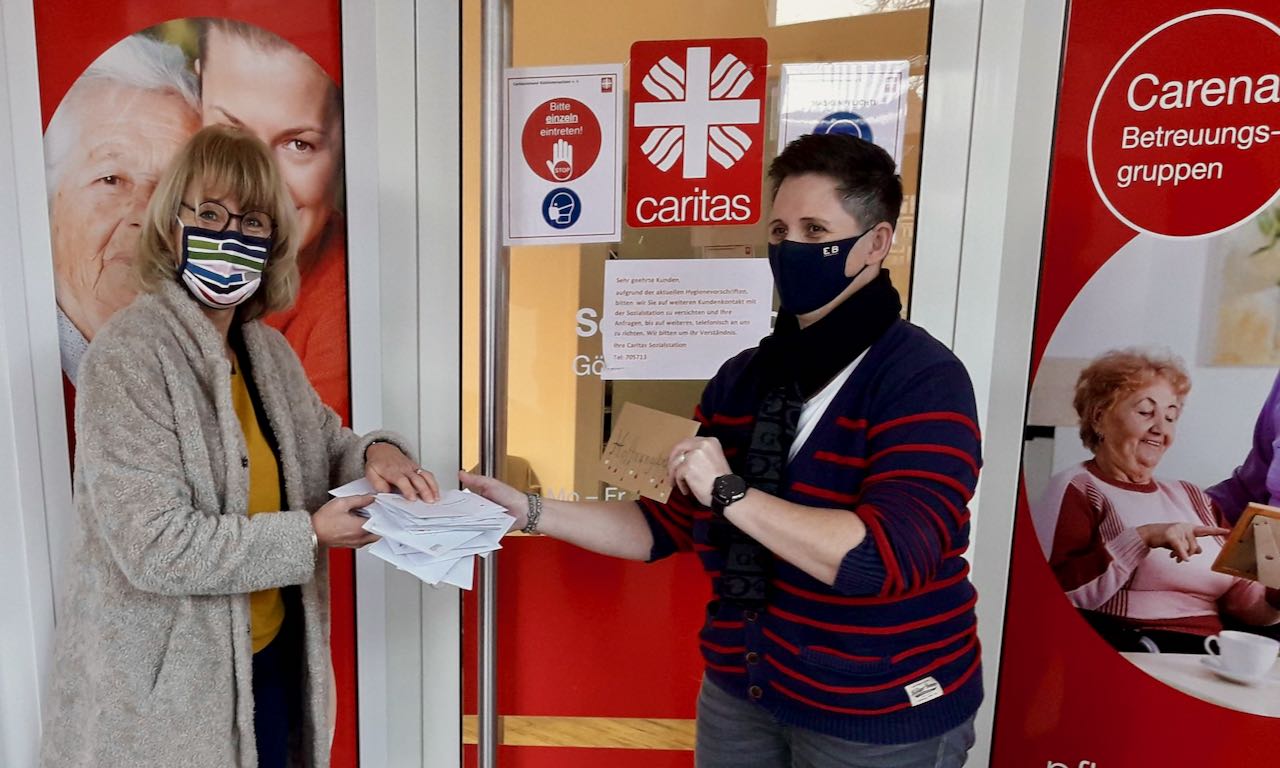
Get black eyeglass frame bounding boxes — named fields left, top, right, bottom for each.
left=180, top=200, right=276, bottom=236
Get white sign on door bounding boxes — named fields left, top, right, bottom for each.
left=601, top=258, right=774, bottom=381
left=777, top=61, right=911, bottom=167
left=504, top=65, right=623, bottom=245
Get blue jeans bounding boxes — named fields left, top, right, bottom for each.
left=695, top=678, right=975, bottom=768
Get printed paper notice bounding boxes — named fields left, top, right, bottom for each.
left=778, top=61, right=910, bottom=167
left=602, top=258, right=773, bottom=380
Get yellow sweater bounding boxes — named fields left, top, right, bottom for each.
left=230, top=358, right=286, bottom=653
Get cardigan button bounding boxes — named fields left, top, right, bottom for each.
left=748, top=685, right=763, bottom=700
left=745, top=652, right=760, bottom=665
left=743, top=610, right=758, bottom=622
left=241, top=456, right=249, bottom=468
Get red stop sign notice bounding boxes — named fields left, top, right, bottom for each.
left=521, top=98, right=602, bottom=183
left=1089, top=10, right=1280, bottom=238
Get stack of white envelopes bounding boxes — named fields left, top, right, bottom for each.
left=329, top=478, right=516, bottom=589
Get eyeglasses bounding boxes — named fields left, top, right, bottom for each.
left=181, top=201, right=274, bottom=238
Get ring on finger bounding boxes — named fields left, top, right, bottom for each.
left=677, top=452, right=688, bottom=464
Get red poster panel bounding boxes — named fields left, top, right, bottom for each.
left=33, top=3, right=356, bottom=765
left=626, top=37, right=767, bottom=228
left=995, top=4, right=1280, bottom=766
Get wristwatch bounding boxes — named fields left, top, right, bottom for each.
left=711, top=474, right=749, bottom=515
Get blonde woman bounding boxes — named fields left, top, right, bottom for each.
left=40, top=125, right=435, bottom=768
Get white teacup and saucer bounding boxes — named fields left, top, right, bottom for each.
left=1201, top=630, right=1280, bottom=685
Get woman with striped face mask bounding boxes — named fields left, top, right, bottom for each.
left=175, top=198, right=274, bottom=309
left=40, top=125, right=439, bottom=768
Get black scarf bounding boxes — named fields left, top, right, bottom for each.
left=713, top=270, right=902, bottom=606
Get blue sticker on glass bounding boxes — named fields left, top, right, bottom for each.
left=815, top=111, right=874, bottom=143
left=542, top=187, right=582, bottom=230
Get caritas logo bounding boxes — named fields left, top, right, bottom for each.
left=627, top=37, right=768, bottom=227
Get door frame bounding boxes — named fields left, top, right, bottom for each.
left=0, top=0, right=69, bottom=764
left=910, top=0, right=1068, bottom=764
left=344, top=0, right=464, bottom=766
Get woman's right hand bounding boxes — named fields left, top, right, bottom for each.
left=1137, top=522, right=1230, bottom=562
left=459, top=471, right=528, bottom=529
left=312, top=494, right=380, bottom=549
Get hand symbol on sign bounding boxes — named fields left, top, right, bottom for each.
left=546, top=139, right=574, bottom=181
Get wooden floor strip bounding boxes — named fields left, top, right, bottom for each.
left=462, top=715, right=695, bottom=750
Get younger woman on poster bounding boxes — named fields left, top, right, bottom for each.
left=197, top=18, right=351, bottom=420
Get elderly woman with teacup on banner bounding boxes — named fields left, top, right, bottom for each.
left=1031, top=349, right=1280, bottom=654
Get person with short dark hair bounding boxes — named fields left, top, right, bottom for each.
left=463, top=133, right=982, bottom=766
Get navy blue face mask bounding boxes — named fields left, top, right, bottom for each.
left=767, top=226, right=876, bottom=315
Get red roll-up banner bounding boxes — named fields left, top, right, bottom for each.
left=995, top=2, right=1280, bottom=766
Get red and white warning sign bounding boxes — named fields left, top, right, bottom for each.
left=627, top=37, right=768, bottom=228
left=505, top=65, right=623, bottom=245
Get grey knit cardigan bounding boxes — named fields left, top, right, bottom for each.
left=40, top=281, right=411, bottom=768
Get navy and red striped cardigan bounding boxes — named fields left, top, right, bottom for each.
left=638, top=319, right=983, bottom=745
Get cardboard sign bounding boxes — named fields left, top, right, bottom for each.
left=599, top=403, right=700, bottom=502
left=1212, top=503, right=1280, bottom=588
left=626, top=37, right=768, bottom=228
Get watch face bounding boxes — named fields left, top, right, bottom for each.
left=715, top=474, right=748, bottom=503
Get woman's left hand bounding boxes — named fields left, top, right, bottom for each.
left=366, top=443, right=439, bottom=502
left=668, top=437, right=732, bottom=507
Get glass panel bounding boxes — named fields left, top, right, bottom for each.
left=462, top=1, right=934, bottom=761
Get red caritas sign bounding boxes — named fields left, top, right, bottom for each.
left=627, top=37, right=767, bottom=227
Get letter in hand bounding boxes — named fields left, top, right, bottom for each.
left=314, top=494, right=380, bottom=549
left=458, top=471, right=528, bottom=529
left=1138, top=521, right=1231, bottom=563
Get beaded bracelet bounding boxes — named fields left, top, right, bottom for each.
left=522, top=492, right=543, bottom=534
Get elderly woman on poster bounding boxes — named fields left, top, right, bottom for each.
left=40, top=126, right=435, bottom=768
left=1033, top=349, right=1280, bottom=653
left=45, top=33, right=199, bottom=382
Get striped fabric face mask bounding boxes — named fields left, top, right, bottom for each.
left=177, top=224, right=272, bottom=309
